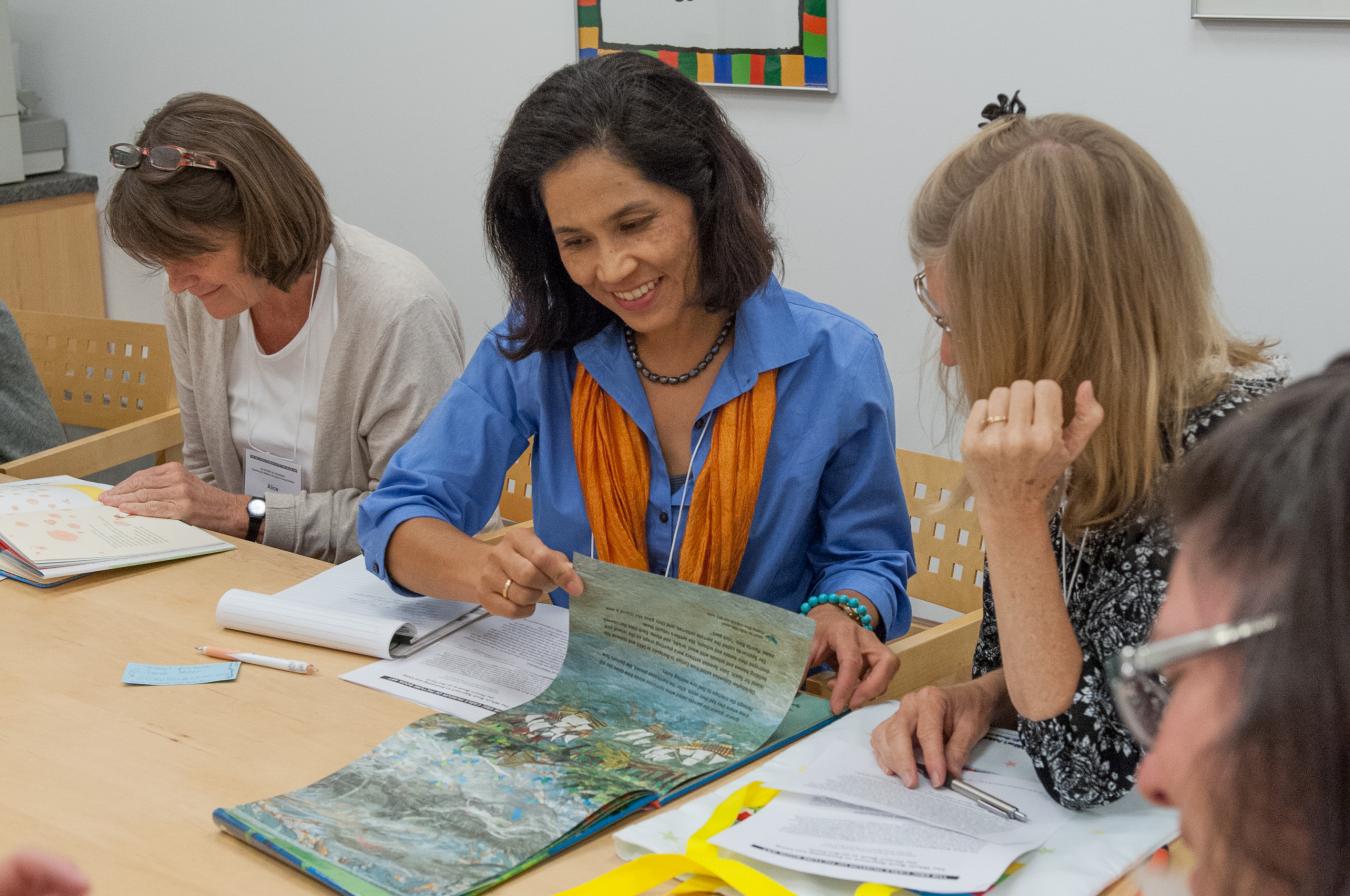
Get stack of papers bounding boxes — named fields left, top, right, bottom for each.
left=0, top=476, right=232, bottom=586
left=710, top=710, right=1074, bottom=893
left=340, top=602, right=569, bottom=721
left=616, top=703, right=1179, bottom=895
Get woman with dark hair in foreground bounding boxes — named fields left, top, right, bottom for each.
left=359, top=53, right=915, bottom=712
left=1112, top=356, right=1350, bottom=895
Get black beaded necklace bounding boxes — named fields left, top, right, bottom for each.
left=624, top=314, right=734, bottom=386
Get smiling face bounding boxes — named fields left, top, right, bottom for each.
left=539, top=148, right=701, bottom=339
left=1136, top=544, right=1261, bottom=896
left=161, top=233, right=271, bottom=320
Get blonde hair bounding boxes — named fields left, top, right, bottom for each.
left=910, top=113, right=1268, bottom=533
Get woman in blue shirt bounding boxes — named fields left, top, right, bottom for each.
left=359, top=53, right=914, bottom=713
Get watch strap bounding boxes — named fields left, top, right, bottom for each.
left=245, top=497, right=265, bottom=543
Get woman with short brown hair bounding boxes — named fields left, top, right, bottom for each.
left=872, top=105, right=1281, bottom=808
left=100, top=93, right=464, bottom=563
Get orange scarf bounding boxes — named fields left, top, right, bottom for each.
left=572, top=363, right=776, bottom=591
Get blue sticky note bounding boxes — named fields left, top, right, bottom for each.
left=122, top=661, right=240, bottom=686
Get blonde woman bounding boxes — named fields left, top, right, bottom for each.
left=871, top=106, right=1282, bottom=808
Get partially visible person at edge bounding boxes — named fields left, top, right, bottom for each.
left=0, top=850, right=88, bottom=896
left=1112, top=356, right=1350, bottom=896
left=358, top=52, right=915, bottom=713
left=0, top=299, right=64, bottom=463
left=99, top=93, right=465, bottom=562
left=870, top=96, right=1282, bottom=808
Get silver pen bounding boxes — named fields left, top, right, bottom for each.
left=916, top=761, right=1029, bottom=823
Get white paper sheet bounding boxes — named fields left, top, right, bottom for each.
left=340, top=603, right=569, bottom=720
left=710, top=792, right=1033, bottom=894
left=616, top=703, right=1179, bottom=896
left=215, top=557, right=484, bottom=659
left=775, top=713, right=1072, bottom=845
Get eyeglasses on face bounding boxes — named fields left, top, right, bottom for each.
left=109, top=143, right=221, bottom=173
left=1107, top=613, right=1280, bottom=750
left=913, top=269, right=952, bottom=334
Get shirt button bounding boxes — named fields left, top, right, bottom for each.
left=659, top=511, right=670, bottom=523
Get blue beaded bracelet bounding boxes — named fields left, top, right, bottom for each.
left=799, top=592, right=875, bottom=631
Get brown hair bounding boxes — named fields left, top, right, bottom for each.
left=106, top=92, right=332, bottom=291
left=910, top=113, right=1269, bottom=533
left=485, top=52, right=777, bottom=358
left=1171, top=356, right=1350, bottom=896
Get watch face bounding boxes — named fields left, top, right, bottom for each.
left=247, top=497, right=266, bottom=518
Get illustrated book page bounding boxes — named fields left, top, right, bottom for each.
left=215, top=555, right=821, bottom=896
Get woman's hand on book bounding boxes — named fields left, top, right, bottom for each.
left=100, top=462, right=250, bottom=537
left=869, top=677, right=999, bottom=788
left=477, top=526, right=583, bottom=618
left=807, top=596, right=897, bottom=714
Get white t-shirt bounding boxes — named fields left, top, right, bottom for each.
left=229, top=245, right=338, bottom=492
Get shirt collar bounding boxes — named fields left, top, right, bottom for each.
left=572, top=275, right=808, bottom=426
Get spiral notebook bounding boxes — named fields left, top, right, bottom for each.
left=214, top=556, right=486, bottom=659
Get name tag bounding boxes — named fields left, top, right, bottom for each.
left=244, top=446, right=303, bottom=496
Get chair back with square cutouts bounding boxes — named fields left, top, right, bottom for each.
left=499, top=442, right=534, bottom=525
left=13, top=310, right=177, bottom=430
left=897, top=448, right=985, bottom=614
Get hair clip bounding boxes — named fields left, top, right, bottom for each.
left=979, top=90, right=1026, bottom=128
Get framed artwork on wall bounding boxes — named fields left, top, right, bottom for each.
left=1192, top=0, right=1350, bottom=21
left=576, top=0, right=838, bottom=93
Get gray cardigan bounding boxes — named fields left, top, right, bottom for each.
left=164, top=220, right=465, bottom=562
left=0, top=299, right=65, bottom=463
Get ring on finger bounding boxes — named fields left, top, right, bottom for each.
left=501, top=577, right=514, bottom=601
left=984, top=415, right=1009, bottom=425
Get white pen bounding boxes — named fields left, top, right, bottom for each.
left=196, top=645, right=316, bottom=675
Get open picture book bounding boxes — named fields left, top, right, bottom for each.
left=0, top=476, right=232, bottom=586
left=214, top=555, right=836, bottom=896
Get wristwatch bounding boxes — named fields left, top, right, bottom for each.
left=245, top=496, right=266, bottom=543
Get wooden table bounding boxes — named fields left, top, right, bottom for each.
left=1, top=529, right=1161, bottom=895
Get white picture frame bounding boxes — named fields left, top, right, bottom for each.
left=1192, top=0, right=1350, bottom=22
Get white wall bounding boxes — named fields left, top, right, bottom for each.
left=11, top=1, right=1350, bottom=454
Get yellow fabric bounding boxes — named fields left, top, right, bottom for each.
left=556, top=781, right=789, bottom=896
left=571, top=364, right=777, bottom=591
left=560, top=777, right=1027, bottom=896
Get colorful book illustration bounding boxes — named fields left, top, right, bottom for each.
left=0, top=476, right=231, bottom=585
left=214, top=555, right=835, bottom=895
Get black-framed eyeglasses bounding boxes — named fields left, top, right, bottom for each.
left=109, top=143, right=221, bottom=173
left=1108, top=613, right=1280, bottom=750
left=913, top=269, right=951, bottom=334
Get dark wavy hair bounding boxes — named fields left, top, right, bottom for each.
left=1170, top=355, right=1350, bottom=896
left=484, top=52, right=777, bottom=358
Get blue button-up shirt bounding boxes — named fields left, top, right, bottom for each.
left=358, top=277, right=915, bottom=638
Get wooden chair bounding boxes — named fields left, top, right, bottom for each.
left=806, top=449, right=986, bottom=702
left=874, top=449, right=986, bottom=698
left=897, top=448, right=985, bottom=615
left=0, top=310, right=182, bottom=480
left=499, top=443, right=534, bottom=525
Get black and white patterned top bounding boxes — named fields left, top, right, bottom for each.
left=972, top=364, right=1286, bottom=809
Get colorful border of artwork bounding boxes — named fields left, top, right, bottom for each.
left=576, top=0, right=836, bottom=93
